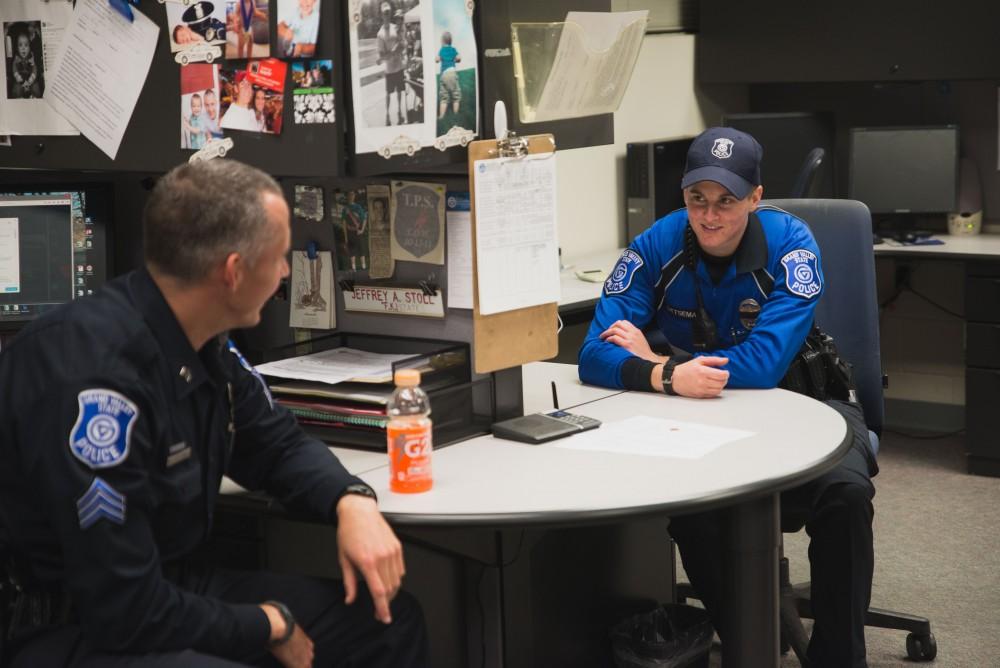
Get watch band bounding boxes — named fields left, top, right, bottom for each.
left=340, top=482, right=378, bottom=502
left=661, top=357, right=681, bottom=396
left=264, top=600, right=296, bottom=646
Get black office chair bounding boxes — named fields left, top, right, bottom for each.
left=788, top=148, right=826, bottom=199
left=763, top=198, right=936, bottom=663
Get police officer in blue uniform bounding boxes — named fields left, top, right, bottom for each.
left=0, top=161, right=428, bottom=667
left=579, top=127, right=876, bottom=667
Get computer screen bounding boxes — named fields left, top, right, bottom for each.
left=0, top=185, right=112, bottom=326
left=848, top=126, right=959, bottom=214
left=723, top=112, right=835, bottom=199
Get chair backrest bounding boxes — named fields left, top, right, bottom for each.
left=761, top=199, right=884, bottom=436
left=788, top=148, right=826, bottom=199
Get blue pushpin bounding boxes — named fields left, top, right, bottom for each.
left=109, top=0, right=139, bottom=22
left=306, top=240, right=318, bottom=260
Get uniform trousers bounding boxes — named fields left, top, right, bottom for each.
left=10, top=567, right=429, bottom=668
left=668, top=400, right=875, bottom=668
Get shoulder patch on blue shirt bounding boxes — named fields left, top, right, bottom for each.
left=604, top=249, right=644, bottom=295
left=781, top=249, right=821, bottom=299
left=227, top=339, right=274, bottom=409
left=69, top=389, right=138, bottom=469
left=77, top=477, right=126, bottom=530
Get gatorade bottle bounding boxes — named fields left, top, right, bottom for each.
left=386, top=369, right=433, bottom=493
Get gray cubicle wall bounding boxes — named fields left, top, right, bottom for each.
left=0, top=2, right=349, bottom=176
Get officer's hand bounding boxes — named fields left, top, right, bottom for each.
left=599, top=320, right=661, bottom=363
left=262, top=605, right=314, bottom=668
left=336, top=494, right=405, bottom=625
left=671, top=357, right=729, bottom=398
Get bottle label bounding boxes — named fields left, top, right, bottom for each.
left=388, top=423, right=433, bottom=493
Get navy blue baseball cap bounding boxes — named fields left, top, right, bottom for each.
left=681, top=127, right=763, bottom=198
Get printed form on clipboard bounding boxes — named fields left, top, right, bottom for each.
left=472, top=146, right=560, bottom=316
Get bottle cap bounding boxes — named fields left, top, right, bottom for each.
left=393, top=368, right=421, bottom=387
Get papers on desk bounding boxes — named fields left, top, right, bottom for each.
left=254, top=347, right=412, bottom=385
left=553, top=415, right=754, bottom=459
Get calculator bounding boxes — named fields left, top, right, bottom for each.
left=491, top=410, right=602, bottom=444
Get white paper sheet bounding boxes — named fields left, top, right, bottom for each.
left=554, top=415, right=755, bottom=459
left=255, top=347, right=413, bottom=385
left=445, top=193, right=473, bottom=309
left=0, top=0, right=78, bottom=135
left=45, top=0, right=158, bottom=159
left=473, top=154, right=559, bottom=315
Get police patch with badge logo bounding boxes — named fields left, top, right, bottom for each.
left=781, top=249, right=821, bottom=299
left=69, top=389, right=139, bottom=469
left=604, top=249, right=644, bottom=295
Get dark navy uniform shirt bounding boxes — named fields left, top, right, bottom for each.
left=579, top=205, right=824, bottom=389
left=0, top=268, right=363, bottom=658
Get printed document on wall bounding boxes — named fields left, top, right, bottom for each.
left=46, top=0, right=158, bottom=160
left=473, top=155, right=559, bottom=315
left=0, top=0, right=78, bottom=135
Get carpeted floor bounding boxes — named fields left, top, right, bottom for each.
left=701, top=431, right=1000, bottom=667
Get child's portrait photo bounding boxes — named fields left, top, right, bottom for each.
left=277, top=0, right=321, bottom=58
left=4, top=21, right=44, bottom=100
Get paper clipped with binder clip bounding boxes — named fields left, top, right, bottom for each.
left=466, top=101, right=559, bottom=373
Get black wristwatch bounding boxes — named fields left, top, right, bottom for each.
left=264, top=600, right=296, bottom=646
left=661, top=358, right=681, bottom=396
left=339, top=482, right=378, bottom=503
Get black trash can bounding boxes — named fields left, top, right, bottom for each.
left=610, top=603, right=713, bottom=668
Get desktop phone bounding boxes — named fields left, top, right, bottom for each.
left=491, top=410, right=601, bottom=444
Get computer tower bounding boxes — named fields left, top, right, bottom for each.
left=722, top=112, right=835, bottom=199
left=625, top=136, right=693, bottom=242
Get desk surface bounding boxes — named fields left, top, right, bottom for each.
left=220, top=446, right=387, bottom=495
left=363, top=386, right=850, bottom=527
left=521, top=361, right=623, bottom=414
left=559, top=248, right=623, bottom=311
left=875, top=233, right=1000, bottom=260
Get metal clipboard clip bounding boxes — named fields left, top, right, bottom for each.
left=497, top=131, right=530, bottom=159
left=490, top=102, right=556, bottom=163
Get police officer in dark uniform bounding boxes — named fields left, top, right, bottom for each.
left=578, top=127, right=876, bottom=667
left=0, top=161, right=428, bottom=667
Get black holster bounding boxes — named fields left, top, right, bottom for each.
left=780, top=325, right=856, bottom=402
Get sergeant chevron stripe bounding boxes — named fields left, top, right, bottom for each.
left=76, top=477, right=126, bottom=530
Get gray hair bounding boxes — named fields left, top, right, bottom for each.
left=143, top=160, right=282, bottom=281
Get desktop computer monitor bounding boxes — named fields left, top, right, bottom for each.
left=0, top=184, right=113, bottom=327
left=848, top=126, right=959, bottom=214
left=723, top=112, right=835, bottom=199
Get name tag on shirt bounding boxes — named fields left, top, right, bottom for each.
left=166, top=441, right=192, bottom=467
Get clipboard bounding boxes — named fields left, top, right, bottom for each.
left=468, top=131, right=558, bottom=373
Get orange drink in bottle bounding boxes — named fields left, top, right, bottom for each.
left=387, top=369, right=433, bottom=493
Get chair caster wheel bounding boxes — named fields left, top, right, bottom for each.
left=906, top=632, right=937, bottom=661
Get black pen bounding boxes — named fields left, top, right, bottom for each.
left=551, top=380, right=560, bottom=410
